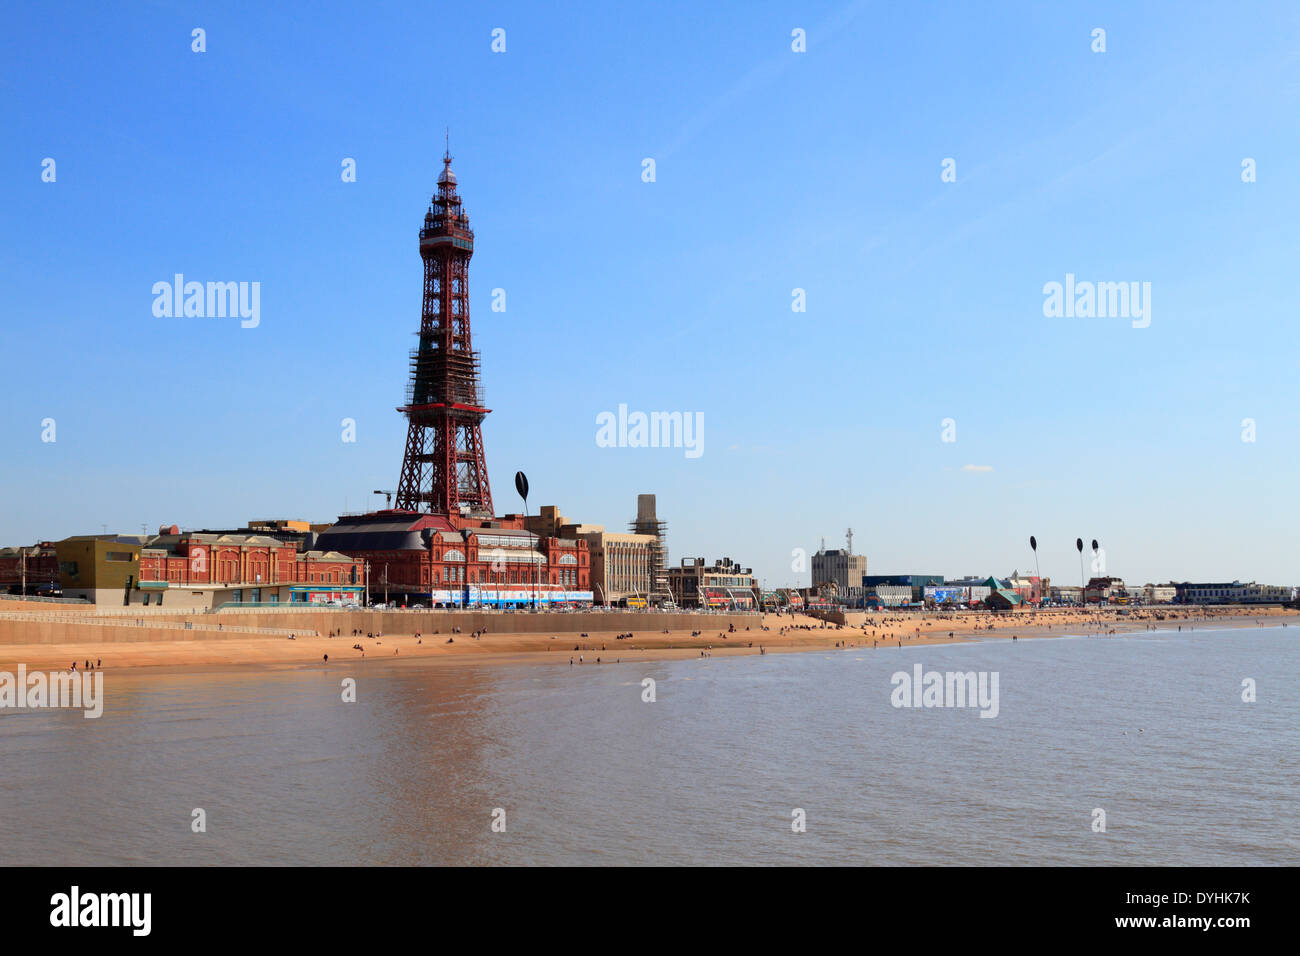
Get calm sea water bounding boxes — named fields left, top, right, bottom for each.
left=1, top=628, right=1296, bottom=865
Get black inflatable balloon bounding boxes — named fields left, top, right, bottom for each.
left=1030, top=536, right=1037, bottom=552
left=1076, top=538, right=1083, bottom=553
left=1091, top=539, right=1099, bottom=553
left=515, top=471, right=529, bottom=501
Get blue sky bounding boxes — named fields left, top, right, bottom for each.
left=2, top=1, right=1298, bottom=589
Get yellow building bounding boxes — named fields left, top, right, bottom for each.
left=55, top=535, right=145, bottom=604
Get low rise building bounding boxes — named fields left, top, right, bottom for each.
left=1085, top=576, right=1126, bottom=604
left=1130, top=583, right=1176, bottom=604
left=865, top=584, right=912, bottom=608
left=984, top=589, right=1023, bottom=611
left=55, top=528, right=364, bottom=608
left=862, top=574, right=944, bottom=604
left=1174, top=581, right=1292, bottom=604
left=315, top=510, right=591, bottom=608
left=0, top=541, right=60, bottom=595
left=667, top=557, right=757, bottom=610
left=944, top=576, right=996, bottom=606
left=1005, top=570, right=1046, bottom=604
left=1049, top=585, right=1083, bottom=605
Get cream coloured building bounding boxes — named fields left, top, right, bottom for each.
left=581, top=530, right=657, bottom=605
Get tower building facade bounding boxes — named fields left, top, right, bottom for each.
left=394, top=148, right=494, bottom=517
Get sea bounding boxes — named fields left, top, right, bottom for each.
left=1, top=627, right=1295, bottom=865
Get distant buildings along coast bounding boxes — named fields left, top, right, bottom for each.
left=802, top=541, right=1295, bottom=610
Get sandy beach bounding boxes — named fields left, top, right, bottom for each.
left=0, top=604, right=1293, bottom=674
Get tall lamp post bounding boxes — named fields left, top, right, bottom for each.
left=1029, top=536, right=1040, bottom=605
left=1091, top=539, right=1100, bottom=606
left=515, top=471, right=538, bottom=611
left=1076, top=538, right=1086, bottom=607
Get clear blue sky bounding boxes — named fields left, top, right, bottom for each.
left=2, top=1, right=1298, bottom=589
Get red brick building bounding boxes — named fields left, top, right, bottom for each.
left=40, top=526, right=361, bottom=608
left=0, top=542, right=60, bottom=595
left=133, top=527, right=363, bottom=607
left=316, top=510, right=592, bottom=608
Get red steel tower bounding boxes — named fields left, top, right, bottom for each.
left=394, top=147, right=494, bottom=517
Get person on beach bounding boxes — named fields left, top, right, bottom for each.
left=323, top=654, right=328, bottom=663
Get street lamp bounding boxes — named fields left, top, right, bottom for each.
left=514, top=471, right=539, bottom=611
left=1076, top=538, right=1085, bottom=605
left=1029, top=536, right=1040, bottom=605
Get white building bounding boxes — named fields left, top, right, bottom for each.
left=1178, top=582, right=1291, bottom=604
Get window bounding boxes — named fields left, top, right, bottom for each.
left=156, top=592, right=163, bottom=606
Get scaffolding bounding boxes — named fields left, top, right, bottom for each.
left=629, top=494, right=674, bottom=607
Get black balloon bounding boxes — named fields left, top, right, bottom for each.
left=1030, top=536, right=1037, bottom=551
left=1076, top=538, right=1083, bottom=552
left=1091, top=539, right=1099, bottom=552
left=515, top=471, right=529, bottom=500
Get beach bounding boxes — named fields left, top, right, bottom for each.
left=0, top=603, right=1292, bottom=673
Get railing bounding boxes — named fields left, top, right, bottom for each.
left=0, top=611, right=316, bottom=637
left=214, top=603, right=341, bottom=612
left=0, top=593, right=92, bottom=605
left=83, top=605, right=206, bottom=617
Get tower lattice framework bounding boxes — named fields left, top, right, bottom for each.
left=394, top=147, right=494, bottom=516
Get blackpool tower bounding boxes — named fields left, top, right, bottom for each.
left=394, top=146, right=494, bottom=517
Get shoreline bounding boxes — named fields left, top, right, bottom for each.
left=0, top=605, right=1292, bottom=677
